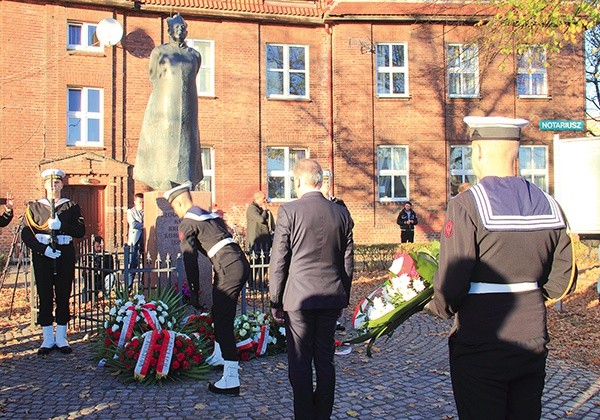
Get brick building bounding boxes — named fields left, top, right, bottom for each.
left=0, top=0, right=585, bottom=255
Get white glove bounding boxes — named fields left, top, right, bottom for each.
left=48, top=217, right=61, bottom=230
left=44, top=246, right=61, bottom=259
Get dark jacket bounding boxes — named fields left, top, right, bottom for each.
left=396, top=209, right=418, bottom=232
left=246, top=201, right=274, bottom=252
left=269, top=191, right=354, bottom=311
left=0, top=208, right=13, bottom=228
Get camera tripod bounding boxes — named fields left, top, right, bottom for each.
left=0, top=218, right=31, bottom=319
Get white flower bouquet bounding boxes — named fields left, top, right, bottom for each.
left=347, top=243, right=439, bottom=356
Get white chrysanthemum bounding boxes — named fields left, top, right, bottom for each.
left=158, top=315, right=165, bottom=324
left=401, top=288, right=418, bottom=301
left=109, top=307, right=117, bottom=316
left=115, top=299, right=122, bottom=305
left=368, top=296, right=395, bottom=320
left=412, top=279, right=425, bottom=292
left=279, top=327, right=286, bottom=336
left=238, top=328, right=248, bottom=337
left=167, top=321, right=173, bottom=328
left=104, top=321, right=108, bottom=329
left=112, top=324, right=120, bottom=332
left=242, top=322, right=250, bottom=330
left=116, top=316, right=123, bottom=323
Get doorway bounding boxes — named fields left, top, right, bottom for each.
left=62, top=185, right=105, bottom=242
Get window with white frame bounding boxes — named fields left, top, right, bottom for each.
left=449, top=146, right=477, bottom=196
left=377, top=145, right=409, bottom=201
left=267, top=147, right=308, bottom=200
left=266, top=44, right=308, bottom=99
left=447, top=43, right=479, bottom=98
left=376, top=43, right=409, bottom=97
left=519, top=145, right=548, bottom=191
left=67, top=22, right=101, bottom=52
left=196, top=147, right=215, bottom=202
left=517, top=46, right=548, bottom=97
left=187, top=39, right=215, bottom=96
left=67, top=87, right=103, bottom=146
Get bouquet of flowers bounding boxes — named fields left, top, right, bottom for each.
left=95, top=289, right=212, bottom=384
left=347, top=243, right=439, bottom=356
left=182, top=310, right=287, bottom=362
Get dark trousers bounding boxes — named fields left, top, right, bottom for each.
left=212, top=257, right=250, bottom=361
left=449, top=340, right=547, bottom=420
left=33, top=246, right=76, bottom=326
left=285, top=308, right=339, bottom=420
left=401, top=230, right=414, bottom=243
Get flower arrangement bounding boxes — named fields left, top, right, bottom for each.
left=347, top=243, right=439, bottom=356
left=95, top=289, right=212, bottom=385
left=183, top=310, right=287, bottom=361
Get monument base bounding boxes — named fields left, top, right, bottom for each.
left=143, top=191, right=214, bottom=309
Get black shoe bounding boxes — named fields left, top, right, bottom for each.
left=207, top=382, right=239, bottom=395
left=37, top=346, right=54, bottom=356
left=56, top=345, right=73, bottom=354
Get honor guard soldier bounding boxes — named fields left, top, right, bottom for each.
left=425, top=117, right=577, bottom=420
left=164, top=181, right=250, bottom=395
left=21, top=169, right=85, bottom=355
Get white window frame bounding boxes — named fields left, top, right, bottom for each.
left=449, top=145, right=477, bottom=196
left=186, top=39, right=215, bottom=97
left=267, top=147, right=308, bottom=201
left=517, top=46, right=548, bottom=97
left=67, top=22, right=102, bottom=52
left=67, top=87, right=104, bottom=147
left=266, top=44, right=309, bottom=100
left=519, top=145, right=548, bottom=192
left=196, top=147, right=215, bottom=203
left=447, top=43, right=479, bottom=98
left=376, top=43, right=409, bottom=97
left=377, top=145, right=409, bottom=202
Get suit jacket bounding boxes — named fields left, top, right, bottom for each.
left=127, top=207, right=144, bottom=247
left=269, top=191, right=354, bottom=311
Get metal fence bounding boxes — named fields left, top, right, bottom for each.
left=23, top=238, right=271, bottom=334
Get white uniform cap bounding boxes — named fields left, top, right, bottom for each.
left=41, top=168, right=65, bottom=180
left=163, top=181, right=193, bottom=203
left=464, top=116, right=530, bottom=141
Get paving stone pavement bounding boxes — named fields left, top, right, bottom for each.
left=1, top=313, right=599, bottom=419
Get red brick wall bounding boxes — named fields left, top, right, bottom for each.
left=0, top=1, right=586, bottom=255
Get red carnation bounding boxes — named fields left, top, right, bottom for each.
left=104, top=338, right=111, bottom=346
left=175, top=339, right=183, bottom=348
left=182, top=360, right=190, bottom=369
left=186, top=346, right=194, bottom=356
left=172, top=361, right=180, bottom=370
left=240, top=351, right=250, bottom=362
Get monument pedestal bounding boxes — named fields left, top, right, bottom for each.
left=143, top=191, right=213, bottom=309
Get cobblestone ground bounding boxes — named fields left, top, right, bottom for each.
left=1, top=314, right=599, bottom=419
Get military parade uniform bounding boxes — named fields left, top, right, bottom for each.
left=22, top=197, right=85, bottom=327
left=427, top=176, right=577, bottom=419
left=178, top=206, right=250, bottom=362
left=0, top=206, right=13, bottom=227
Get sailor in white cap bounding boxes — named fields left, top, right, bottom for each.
left=425, top=117, right=577, bottom=419
left=21, top=169, right=85, bottom=355
left=164, top=181, right=250, bottom=395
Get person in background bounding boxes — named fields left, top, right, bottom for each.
left=127, top=193, right=144, bottom=288
left=396, top=201, right=418, bottom=243
left=83, top=236, right=114, bottom=302
left=0, top=192, right=14, bottom=227
left=164, top=181, right=250, bottom=395
left=424, top=117, right=577, bottom=419
left=21, top=169, right=85, bottom=355
left=269, top=159, right=354, bottom=420
left=246, top=191, right=275, bottom=255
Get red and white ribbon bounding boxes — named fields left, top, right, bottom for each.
left=254, top=325, right=270, bottom=356
left=352, top=286, right=382, bottom=329
left=134, top=329, right=176, bottom=380
left=118, top=303, right=160, bottom=348
left=236, top=337, right=254, bottom=351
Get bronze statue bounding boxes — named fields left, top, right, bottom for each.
left=134, top=14, right=203, bottom=191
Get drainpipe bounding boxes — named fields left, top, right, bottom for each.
left=325, top=22, right=334, bottom=195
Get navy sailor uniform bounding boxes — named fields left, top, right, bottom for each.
left=178, top=206, right=250, bottom=361
left=427, top=176, right=577, bottom=420
left=21, top=198, right=85, bottom=326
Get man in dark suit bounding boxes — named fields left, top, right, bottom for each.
left=269, top=159, right=354, bottom=420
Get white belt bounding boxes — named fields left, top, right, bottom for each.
left=207, top=237, right=235, bottom=258
left=468, top=282, right=538, bottom=294
left=35, top=233, right=72, bottom=245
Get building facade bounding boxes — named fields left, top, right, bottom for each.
left=0, top=0, right=585, bottom=254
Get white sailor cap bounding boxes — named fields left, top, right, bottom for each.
left=163, top=181, right=193, bottom=203
left=41, top=168, right=65, bottom=180
left=464, top=116, right=530, bottom=141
